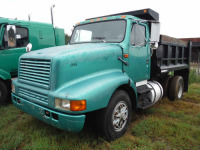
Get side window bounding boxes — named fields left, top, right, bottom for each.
left=15, top=27, right=29, bottom=47
left=3, top=26, right=29, bottom=49
left=130, top=24, right=146, bottom=47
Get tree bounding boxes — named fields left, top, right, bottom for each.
left=65, top=34, right=71, bottom=45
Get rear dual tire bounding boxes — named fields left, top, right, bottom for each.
left=168, top=76, right=184, bottom=101
left=161, top=75, right=172, bottom=97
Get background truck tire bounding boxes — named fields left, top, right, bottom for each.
left=0, top=80, right=8, bottom=105
left=98, top=90, right=132, bottom=141
left=161, top=75, right=172, bottom=97
left=168, top=76, right=184, bottom=101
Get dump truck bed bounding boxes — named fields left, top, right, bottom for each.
left=151, top=35, right=192, bottom=76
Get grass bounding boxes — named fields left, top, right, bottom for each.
left=1, top=84, right=200, bottom=150
left=189, top=69, right=200, bottom=84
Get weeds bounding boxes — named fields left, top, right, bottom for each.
left=189, top=69, right=200, bottom=84
left=0, top=84, right=200, bottom=149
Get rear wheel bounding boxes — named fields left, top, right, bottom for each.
left=0, top=80, right=8, bottom=105
left=161, top=75, right=172, bottom=97
left=98, top=90, right=132, bottom=141
left=168, top=76, right=184, bottom=101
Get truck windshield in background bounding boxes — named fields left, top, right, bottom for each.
left=70, top=20, right=126, bottom=44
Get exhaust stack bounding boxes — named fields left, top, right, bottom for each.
left=51, top=5, right=55, bottom=27
left=28, top=14, right=31, bottom=21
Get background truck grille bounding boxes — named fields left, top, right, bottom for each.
left=19, top=58, right=51, bottom=89
left=19, top=88, right=48, bottom=104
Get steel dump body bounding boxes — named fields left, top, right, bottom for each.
left=152, top=35, right=191, bottom=74
left=151, top=35, right=192, bottom=91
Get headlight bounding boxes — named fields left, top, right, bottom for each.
left=12, top=84, right=15, bottom=93
left=62, top=100, right=70, bottom=108
left=55, top=98, right=86, bottom=111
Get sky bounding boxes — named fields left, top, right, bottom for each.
left=0, top=0, right=199, bottom=38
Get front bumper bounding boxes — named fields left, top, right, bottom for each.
left=12, top=94, right=85, bottom=132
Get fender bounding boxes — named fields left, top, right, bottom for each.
left=0, top=67, right=11, bottom=80
left=129, top=78, right=138, bottom=109
left=54, top=69, right=134, bottom=113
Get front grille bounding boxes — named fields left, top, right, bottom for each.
left=19, top=58, right=51, bottom=89
left=19, top=88, right=48, bottom=104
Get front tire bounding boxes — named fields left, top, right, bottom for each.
left=0, top=80, right=8, bottom=105
left=98, top=90, right=132, bottom=141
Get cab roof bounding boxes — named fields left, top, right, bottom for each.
left=76, top=15, right=141, bottom=26
left=75, top=8, right=159, bottom=26
left=87, top=8, right=159, bottom=22
left=0, top=17, right=53, bottom=27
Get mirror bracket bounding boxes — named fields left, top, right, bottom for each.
left=150, top=42, right=159, bottom=50
left=26, top=43, right=32, bottom=52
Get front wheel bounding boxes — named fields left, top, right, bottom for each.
left=98, top=90, right=132, bottom=141
left=0, top=80, right=8, bottom=105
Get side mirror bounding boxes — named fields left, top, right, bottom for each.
left=7, top=25, right=16, bottom=48
left=26, top=43, right=32, bottom=52
left=150, top=22, right=160, bottom=49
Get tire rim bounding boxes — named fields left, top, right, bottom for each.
left=112, top=101, right=128, bottom=132
left=178, top=82, right=183, bottom=99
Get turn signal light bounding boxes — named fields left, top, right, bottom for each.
left=124, top=54, right=129, bottom=58
left=121, top=15, right=126, bottom=18
left=70, top=100, right=86, bottom=111
left=12, top=84, right=15, bottom=93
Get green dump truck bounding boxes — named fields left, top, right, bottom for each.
left=0, top=17, right=65, bottom=104
left=12, top=9, right=192, bottom=140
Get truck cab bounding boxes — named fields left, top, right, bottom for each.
left=12, top=9, right=191, bottom=141
left=0, top=18, right=65, bottom=104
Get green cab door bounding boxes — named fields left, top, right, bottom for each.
left=127, top=22, right=150, bottom=82
left=0, top=24, right=29, bottom=77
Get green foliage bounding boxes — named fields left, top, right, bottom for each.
left=0, top=84, right=200, bottom=149
left=65, top=34, right=71, bottom=45
left=189, top=69, right=200, bottom=84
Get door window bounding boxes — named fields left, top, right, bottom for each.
left=130, top=24, right=146, bottom=47
left=3, top=26, right=29, bottom=49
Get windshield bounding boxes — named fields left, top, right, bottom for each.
left=70, top=20, right=126, bottom=44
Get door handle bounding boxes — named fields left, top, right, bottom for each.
left=146, top=59, right=149, bottom=64
left=118, top=57, right=129, bottom=66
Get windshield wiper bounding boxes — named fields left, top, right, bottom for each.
left=92, top=37, right=106, bottom=43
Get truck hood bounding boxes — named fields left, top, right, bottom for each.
left=20, top=43, right=123, bottom=89
left=21, top=43, right=120, bottom=59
